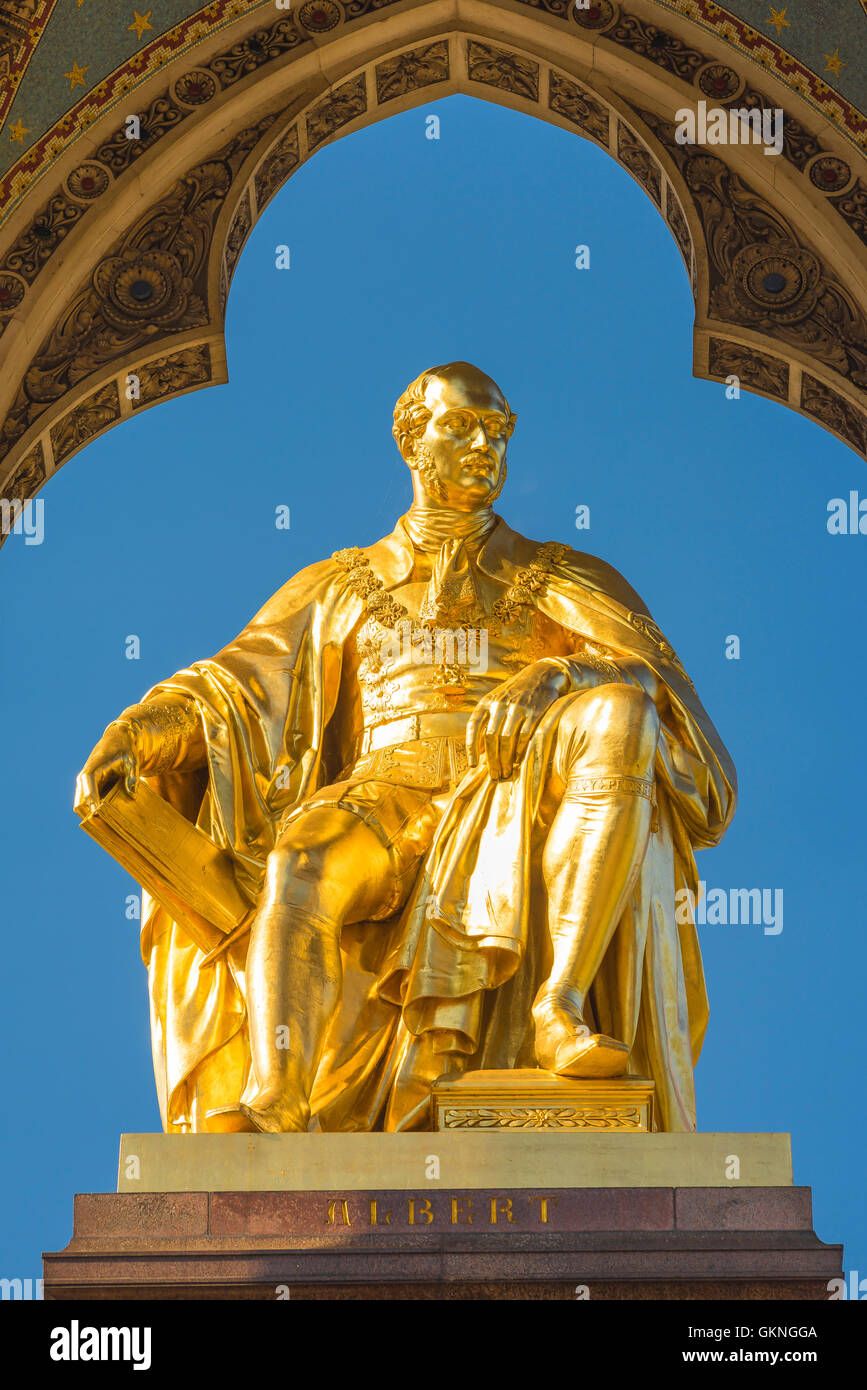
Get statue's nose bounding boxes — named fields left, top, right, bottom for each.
left=470, top=422, right=490, bottom=448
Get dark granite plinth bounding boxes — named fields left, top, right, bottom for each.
left=43, top=1186, right=842, bottom=1300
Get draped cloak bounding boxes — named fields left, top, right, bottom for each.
left=139, top=516, right=736, bottom=1134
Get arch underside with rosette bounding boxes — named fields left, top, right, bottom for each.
left=0, top=0, right=866, bottom=530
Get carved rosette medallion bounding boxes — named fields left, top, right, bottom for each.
left=696, top=63, right=743, bottom=103
left=808, top=155, right=852, bottom=195
left=0, top=272, right=25, bottom=312
left=729, top=243, right=821, bottom=325
left=66, top=164, right=111, bottom=201
left=298, top=1, right=341, bottom=31
left=571, top=1, right=616, bottom=31
left=173, top=70, right=218, bottom=106
left=92, top=251, right=194, bottom=332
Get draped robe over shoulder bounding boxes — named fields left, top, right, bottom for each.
left=140, top=516, right=736, bottom=1134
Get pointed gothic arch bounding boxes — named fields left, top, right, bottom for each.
left=1, top=0, right=865, bottom=526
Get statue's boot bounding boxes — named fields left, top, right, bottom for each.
left=533, top=990, right=630, bottom=1078
left=533, top=777, right=654, bottom=1079
left=241, top=906, right=341, bottom=1133
left=240, top=1096, right=308, bottom=1134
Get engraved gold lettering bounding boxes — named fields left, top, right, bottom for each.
left=451, top=1196, right=473, bottom=1224
left=529, top=1194, right=558, bottom=1224
left=408, top=1197, right=434, bottom=1225
left=489, top=1196, right=514, bottom=1224
left=325, top=1198, right=351, bottom=1226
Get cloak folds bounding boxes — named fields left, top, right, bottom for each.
left=139, top=517, right=736, bottom=1134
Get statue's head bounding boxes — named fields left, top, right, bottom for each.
left=393, top=362, right=516, bottom=510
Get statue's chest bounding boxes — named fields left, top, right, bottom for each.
left=353, top=583, right=574, bottom=717
left=333, top=538, right=581, bottom=721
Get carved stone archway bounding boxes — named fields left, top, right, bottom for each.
left=1, top=0, right=866, bottom=527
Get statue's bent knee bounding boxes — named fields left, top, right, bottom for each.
left=566, top=682, right=660, bottom=768
left=262, top=836, right=336, bottom=916
left=268, top=837, right=321, bottom=885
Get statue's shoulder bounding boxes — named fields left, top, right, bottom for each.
left=242, top=526, right=407, bottom=633
left=495, top=520, right=650, bottom=615
left=242, top=553, right=350, bottom=631
left=554, top=543, right=650, bottom=615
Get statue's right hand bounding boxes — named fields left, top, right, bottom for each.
left=74, top=723, right=140, bottom=817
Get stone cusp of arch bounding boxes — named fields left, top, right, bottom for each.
left=1, top=1, right=866, bottom=531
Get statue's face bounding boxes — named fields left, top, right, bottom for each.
left=416, top=371, right=509, bottom=508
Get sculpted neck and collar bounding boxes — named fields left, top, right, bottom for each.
left=396, top=363, right=511, bottom=561
left=360, top=510, right=530, bottom=590
left=402, top=503, right=498, bottom=552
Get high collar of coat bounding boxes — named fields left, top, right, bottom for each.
left=364, top=512, right=540, bottom=590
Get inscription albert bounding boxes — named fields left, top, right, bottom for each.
left=324, top=1193, right=559, bottom=1227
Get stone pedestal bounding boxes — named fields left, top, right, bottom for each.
left=42, top=1132, right=842, bottom=1300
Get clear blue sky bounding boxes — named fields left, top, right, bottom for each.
left=2, top=95, right=864, bottom=1289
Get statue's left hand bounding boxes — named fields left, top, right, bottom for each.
left=467, top=659, right=576, bottom=781
left=74, top=723, right=140, bottom=817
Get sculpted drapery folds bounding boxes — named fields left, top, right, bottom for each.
left=75, top=363, right=736, bottom=1135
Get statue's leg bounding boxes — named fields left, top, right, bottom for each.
left=533, top=683, right=659, bottom=1078
left=242, top=806, right=398, bottom=1133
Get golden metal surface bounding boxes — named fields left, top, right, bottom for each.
left=432, top=1071, right=655, bottom=1132
left=115, top=1132, right=793, bottom=1193
left=75, top=362, right=736, bottom=1136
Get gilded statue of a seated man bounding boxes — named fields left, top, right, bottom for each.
left=75, top=362, right=736, bottom=1135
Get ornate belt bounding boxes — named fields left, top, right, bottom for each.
left=359, top=710, right=469, bottom=756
